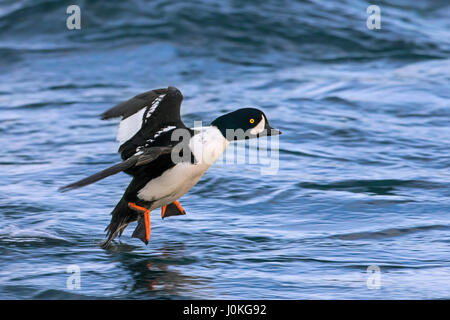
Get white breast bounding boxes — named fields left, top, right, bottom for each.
left=137, top=126, right=228, bottom=209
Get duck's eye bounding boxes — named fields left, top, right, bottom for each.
left=249, top=118, right=255, bottom=124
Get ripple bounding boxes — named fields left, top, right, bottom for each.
left=298, top=179, right=446, bottom=196
left=331, top=224, right=450, bottom=240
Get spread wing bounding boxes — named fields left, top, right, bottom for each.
left=59, top=86, right=193, bottom=193
left=101, top=86, right=187, bottom=160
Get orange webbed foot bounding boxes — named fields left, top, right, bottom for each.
left=161, top=200, right=186, bottom=219
left=128, top=202, right=151, bottom=243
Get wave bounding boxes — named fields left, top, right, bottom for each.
left=298, top=179, right=445, bottom=196
left=0, top=0, right=448, bottom=64
left=330, top=224, right=450, bottom=240
left=0, top=224, right=67, bottom=244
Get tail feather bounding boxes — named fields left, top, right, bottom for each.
left=100, top=196, right=136, bottom=248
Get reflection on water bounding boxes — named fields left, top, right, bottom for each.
left=108, top=243, right=210, bottom=299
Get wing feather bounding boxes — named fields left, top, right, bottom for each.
left=100, top=88, right=168, bottom=120
left=101, top=86, right=186, bottom=160
left=59, top=146, right=173, bottom=192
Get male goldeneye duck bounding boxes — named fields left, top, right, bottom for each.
left=60, top=86, right=281, bottom=248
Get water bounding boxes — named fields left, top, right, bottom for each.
left=0, top=0, right=449, bottom=299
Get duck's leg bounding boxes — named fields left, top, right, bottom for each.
left=128, top=202, right=151, bottom=244
left=161, top=200, right=186, bottom=219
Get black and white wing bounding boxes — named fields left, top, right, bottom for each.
left=101, top=86, right=187, bottom=160
left=59, top=86, right=191, bottom=192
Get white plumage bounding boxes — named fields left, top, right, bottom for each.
left=146, top=94, right=165, bottom=118
left=117, top=108, right=145, bottom=146
left=117, top=94, right=167, bottom=146
left=149, top=125, right=177, bottom=142
left=137, top=126, right=229, bottom=209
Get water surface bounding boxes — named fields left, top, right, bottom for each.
left=0, top=0, right=449, bottom=299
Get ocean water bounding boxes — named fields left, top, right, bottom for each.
left=0, top=0, right=449, bottom=299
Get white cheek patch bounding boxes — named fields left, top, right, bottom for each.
left=250, top=115, right=266, bottom=135
left=117, top=108, right=146, bottom=146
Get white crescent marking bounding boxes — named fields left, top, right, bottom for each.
left=250, top=115, right=265, bottom=135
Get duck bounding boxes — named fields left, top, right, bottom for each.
left=60, top=86, right=281, bottom=248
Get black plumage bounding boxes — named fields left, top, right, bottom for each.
left=61, top=86, right=194, bottom=247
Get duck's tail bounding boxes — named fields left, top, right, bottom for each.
left=100, top=195, right=136, bottom=248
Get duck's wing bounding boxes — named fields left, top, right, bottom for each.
left=101, top=86, right=187, bottom=160
left=59, top=146, right=173, bottom=192
left=60, top=87, right=195, bottom=192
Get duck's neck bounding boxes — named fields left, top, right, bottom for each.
left=189, top=126, right=229, bottom=166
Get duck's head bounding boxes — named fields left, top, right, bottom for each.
left=211, top=108, right=281, bottom=141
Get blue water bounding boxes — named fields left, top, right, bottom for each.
left=0, top=0, right=449, bottom=299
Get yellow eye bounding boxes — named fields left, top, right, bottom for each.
left=249, top=118, right=255, bottom=124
